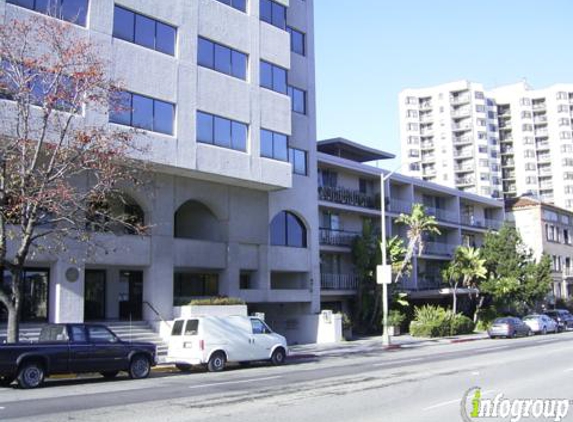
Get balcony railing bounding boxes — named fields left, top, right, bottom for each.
left=425, top=207, right=459, bottom=224
left=422, top=242, right=456, bottom=257
left=485, top=218, right=503, bottom=230
left=321, top=273, right=359, bottom=291
left=387, top=198, right=412, bottom=214
left=450, top=95, right=471, bottom=105
left=318, top=186, right=378, bottom=210
left=319, top=228, right=360, bottom=247
left=453, top=136, right=473, bottom=145
left=454, top=165, right=474, bottom=172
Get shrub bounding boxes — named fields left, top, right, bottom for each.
left=339, top=312, right=352, bottom=330
left=387, top=310, right=406, bottom=327
left=475, top=306, right=500, bottom=332
left=186, top=297, right=246, bottom=306
left=409, top=305, right=475, bottom=337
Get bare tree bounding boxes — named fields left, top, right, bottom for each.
left=0, top=15, right=147, bottom=342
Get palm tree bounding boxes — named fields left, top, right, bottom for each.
left=395, top=203, right=441, bottom=281
left=443, top=246, right=487, bottom=315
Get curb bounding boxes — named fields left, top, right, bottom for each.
left=449, top=337, right=487, bottom=344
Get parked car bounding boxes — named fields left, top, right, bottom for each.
left=0, top=324, right=156, bottom=389
left=523, top=314, right=558, bottom=335
left=488, top=317, right=532, bottom=339
left=166, top=315, right=288, bottom=372
left=544, top=309, right=573, bottom=331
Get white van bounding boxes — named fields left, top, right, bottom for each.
left=166, top=316, right=288, bottom=372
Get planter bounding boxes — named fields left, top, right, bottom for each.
left=343, top=327, right=353, bottom=341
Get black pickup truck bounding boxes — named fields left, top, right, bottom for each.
left=0, top=323, right=157, bottom=388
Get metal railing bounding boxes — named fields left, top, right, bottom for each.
left=321, top=274, right=359, bottom=291
left=318, top=186, right=378, bottom=210
left=387, top=198, right=412, bottom=214
left=422, top=242, right=455, bottom=257
left=319, top=228, right=360, bottom=247
left=143, top=301, right=172, bottom=328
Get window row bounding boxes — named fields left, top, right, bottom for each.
left=109, top=91, right=175, bottom=135
left=198, top=37, right=248, bottom=80
left=215, top=0, right=246, bottom=12
left=7, top=0, right=89, bottom=26
left=113, top=6, right=176, bottom=56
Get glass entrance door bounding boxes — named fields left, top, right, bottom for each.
left=119, top=271, right=143, bottom=320
left=84, top=270, right=106, bottom=321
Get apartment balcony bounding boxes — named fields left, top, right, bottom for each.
left=452, top=136, right=473, bottom=145
left=535, top=130, right=549, bottom=137
left=533, top=116, right=548, bottom=124
left=451, top=108, right=471, bottom=118
left=420, top=141, right=435, bottom=150
left=539, top=183, right=554, bottom=190
left=502, top=171, right=516, bottom=180
left=420, top=128, right=434, bottom=136
left=538, top=166, right=552, bottom=175
left=425, top=206, right=459, bottom=224
left=499, top=135, right=514, bottom=142
left=454, top=164, right=474, bottom=173
left=422, top=241, right=455, bottom=257
left=419, top=114, right=434, bottom=123
left=416, top=277, right=443, bottom=291
left=421, top=153, right=436, bottom=160
left=453, top=150, right=473, bottom=158
left=537, top=154, right=551, bottom=163
left=319, top=228, right=361, bottom=247
left=422, top=167, right=437, bottom=176
left=387, top=198, right=412, bottom=214
left=563, top=268, right=573, bottom=278
left=419, top=101, right=433, bottom=110
left=502, top=159, right=515, bottom=167
left=450, top=95, right=471, bottom=105
left=500, top=147, right=514, bottom=155
left=455, top=177, right=475, bottom=187
left=460, top=216, right=501, bottom=230
left=498, top=109, right=511, bottom=117
left=452, top=123, right=473, bottom=132
left=321, top=273, right=359, bottom=291
left=318, top=186, right=378, bottom=210
left=532, top=102, right=546, bottom=110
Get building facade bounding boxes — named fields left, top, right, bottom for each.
left=318, top=138, right=505, bottom=313
left=400, top=80, right=573, bottom=210
left=506, top=197, right=573, bottom=301
left=1, top=0, right=320, bottom=343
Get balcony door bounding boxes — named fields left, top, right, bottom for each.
left=84, top=270, right=106, bottom=321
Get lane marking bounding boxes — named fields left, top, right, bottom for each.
left=483, top=345, right=512, bottom=351
left=423, top=390, right=496, bottom=411
left=535, top=338, right=556, bottom=343
left=188, top=376, right=282, bottom=389
left=373, top=357, right=424, bottom=367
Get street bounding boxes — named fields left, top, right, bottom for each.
left=0, top=332, right=572, bottom=421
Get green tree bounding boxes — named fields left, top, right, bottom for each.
left=442, top=246, right=487, bottom=315
left=395, top=203, right=441, bottom=280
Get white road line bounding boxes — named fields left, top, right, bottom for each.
left=188, top=376, right=282, bottom=389
left=423, top=390, right=496, bottom=411
left=373, top=357, right=424, bottom=367
left=484, top=345, right=512, bottom=351
left=535, top=338, right=556, bottom=343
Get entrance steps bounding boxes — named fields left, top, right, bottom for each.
left=0, top=320, right=169, bottom=357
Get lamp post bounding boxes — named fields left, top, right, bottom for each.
left=378, top=161, right=418, bottom=346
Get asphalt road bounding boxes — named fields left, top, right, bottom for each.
left=1, top=332, right=573, bottom=421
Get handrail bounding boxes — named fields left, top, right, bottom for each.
left=143, top=301, right=172, bottom=328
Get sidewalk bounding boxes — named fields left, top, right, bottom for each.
left=288, top=332, right=488, bottom=359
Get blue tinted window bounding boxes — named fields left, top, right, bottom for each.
left=287, top=27, right=305, bottom=56
left=288, top=86, right=306, bottom=114
left=289, top=148, right=307, bottom=175
left=110, top=91, right=174, bottom=135
left=214, top=44, right=232, bottom=75
left=271, top=211, right=306, bottom=247
left=132, top=94, right=153, bottom=130
left=232, top=121, right=247, bottom=151
left=270, top=212, right=286, bottom=246
left=215, top=0, right=246, bottom=12
left=260, top=61, right=286, bottom=94
left=260, top=0, right=286, bottom=30
left=197, top=37, right=247, bottom=81
left=113, top=6, right=134, bottom=42
left=154, top=100, right=174, bottom=135
left=8, top=0, right=88, bottom=26
left=214, top=116, right=231, bottom=148
left=231, top=50, right=247, bottom=80
left=197, top=111, right=248, bottom=152
left=198, top=38, right=214, bottom=68
left=61, top=0, right=88, bottom=26
left=260, top=129, right=274, bottom=158
left=113, top=6, right=177, bottom=56
left=7, top=0, right=35, bottom=8
left=156, top=22, right=176, bottom=55
left=197, top=111, right=213, bottom=144
left=135, top=14, right=155, bottom=50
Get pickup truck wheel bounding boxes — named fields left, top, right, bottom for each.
left=129, top=355, right=151, bottom=379
left=100, top=371, right=119, bottom=379
left=270, top=348, right=286, bottom=366
left=175, top=364, right=192, bottom=372
left=207, top=352, right=226, bottom=372
left=0, top=376, right=14, bottom=387
left=17, top=362, right=45, bottom=389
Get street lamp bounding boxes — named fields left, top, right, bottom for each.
left=378, top=160, right=419, bottom=346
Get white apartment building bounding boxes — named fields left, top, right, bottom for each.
left=0, top=0, right=320, bottom=343
left=506, top=197, right=573, bottom=301
left=400, top=80, right=573, bottom=210
left=317, top=138, right=504, bottom=313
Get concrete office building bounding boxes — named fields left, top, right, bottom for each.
left=0, top=0, right=320, bottom=343
left=506, top=197, right=573, bottom=301
left=399, top=80, right=573, bottom=211
left=317, top=138, right=504, bottom=313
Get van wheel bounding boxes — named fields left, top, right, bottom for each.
left=129, top=355, right=151, bottom=379
left=208, top=352, right=226, bottom=372
left=101, top=371, right=119, bottom=379
left=17, top=361, right=45, bottom=389
left=176, top=364, right=193, bottom=372
left=271, top=348, right=286, bottom=366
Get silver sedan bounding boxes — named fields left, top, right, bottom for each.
left=523, top=314, right=558, bottom=335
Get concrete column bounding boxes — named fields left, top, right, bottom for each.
left=222, top=242, right=241, bottom=298
left=50, top=261, right=84, bottom=323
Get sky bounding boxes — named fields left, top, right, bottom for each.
left=314, top=0, right=573, bottom=166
